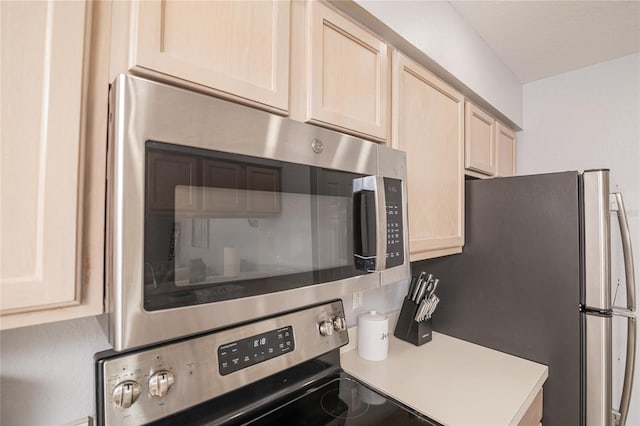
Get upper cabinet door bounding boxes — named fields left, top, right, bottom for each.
left=131, top=0, right=290, bottom=111
left=392, top=52, right=465, bottom=260
left=495, top=122, right=516, bottom=177
left=291, top=1, right=389, bottom=142
left=465, top=101, right=496, bottom=176
left=1, top=1, right=88, bottom=315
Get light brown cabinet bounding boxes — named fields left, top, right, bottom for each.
left=465, top=101, right=517, bottom=179
left=391, top=52, right=465, bottom=260
left=495, top=122, right=517, bottom=177
left=115, top=0, right=290, bottom=112
left=465, top=101, right=496, bottom=176
left=0, top=0, right=108, bottom=328
left=291, top=0, right=390, bottom=142
left=517, top=389, right=543, bottom=426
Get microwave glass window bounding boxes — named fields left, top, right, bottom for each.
left=143, top=142, right=365, bottom=310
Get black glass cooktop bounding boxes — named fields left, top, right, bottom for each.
left=244, top=373, right=440, bottom=426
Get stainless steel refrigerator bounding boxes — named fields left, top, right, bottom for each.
left=415, top=170, right=636, bottom=426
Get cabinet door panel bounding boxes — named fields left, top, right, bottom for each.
left=301, top=1, right=389, bottom=141
left=465, top=102, right=496, bottom=176
left=392, top=53, right=464, bottom=260
left=0, top=0, right=88, bottom=314
left=133, top=0, right=289, bottom=111
left=496, top=122, right=516, bottom=177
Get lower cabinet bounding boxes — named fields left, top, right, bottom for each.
left=391, top=52, right=465, bottom=260
left=518, top=389, right=543, bottom=426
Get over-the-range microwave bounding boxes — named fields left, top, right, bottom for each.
left=105, top=75, right=410, bottom=351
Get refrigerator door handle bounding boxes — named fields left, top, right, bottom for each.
left=610, top=192, right=636, bottom=426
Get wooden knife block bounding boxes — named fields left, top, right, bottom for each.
left=394, top=297, right=433, bottom=346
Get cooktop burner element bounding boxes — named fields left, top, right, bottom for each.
left=320, top=378, right=369, bottom=419
left=245, top=374, right=438, bottom=426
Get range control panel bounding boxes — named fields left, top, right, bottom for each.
left=384, top=177, right=404, bottom=268
left=218, top=326, right=294, bottom=375
left=95, top=300, right=348, bottom=426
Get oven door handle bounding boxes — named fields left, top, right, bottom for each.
left=353, top=176, right=387, bottom=272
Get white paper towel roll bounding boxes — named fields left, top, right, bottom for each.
left=357, top=310, right=389, bottom=361
left=223, top=247, right=240, bottom=277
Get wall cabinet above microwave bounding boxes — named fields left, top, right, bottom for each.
left=111, top=0, right=290, bottom=112
left=110, top=0, right=391, bottom=144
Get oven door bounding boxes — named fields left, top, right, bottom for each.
left=106, top=75, right=409, bottom=351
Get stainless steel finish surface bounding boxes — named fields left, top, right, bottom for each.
left=332, top=316, right=346, bottom=332
left=319, top=320, right=334, bottom=336
left=613, top=315, right=636, bottom=426
left=585, top=313, right=612, bottom=426
left=374, top=176, right=388, bottom=272
left=378, top=146, right=411, bottom=287
left=148, top=371, right=175, bottom=398
left=583, top=170, right=612, bottom=311
left=100, top=301, right=348, bottom=426
left=612, top=308, right=637, bottom=319
left=612, top=193, right=636, bottom=312
left=611, top=191, right=637, bottom=426
left=112, top=381, right=140, bottom=409
left=107, top=74, right=409, bottom=351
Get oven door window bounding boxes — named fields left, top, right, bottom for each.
left=143, top=141, right=366, bottom=310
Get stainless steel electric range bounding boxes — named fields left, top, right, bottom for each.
left=95, top=300, right=440, bottom=425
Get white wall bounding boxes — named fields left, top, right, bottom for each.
left=356, top=0, right=524, bottom=127
left=517, top=53, right=640, bottom=426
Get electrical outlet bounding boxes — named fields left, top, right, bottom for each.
left=352, top=291, right=363, bottom=309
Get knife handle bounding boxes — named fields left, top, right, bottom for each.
left=415, top=283, right=427, bottom=303
left=407, top=277, right=418, bottom=299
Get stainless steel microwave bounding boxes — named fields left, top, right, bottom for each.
left=105, top=75, right=410, bottom=351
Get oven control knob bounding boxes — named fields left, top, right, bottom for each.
left=332, top=316, right=346, bottom=332
left=112, top=381, right=141, bottom=409
left=148, top=371, right=175, bottom=398
left=319, top=320, right=334, bottom=336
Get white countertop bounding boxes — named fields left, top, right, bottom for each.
left=341, top=331, right=548, bottom=426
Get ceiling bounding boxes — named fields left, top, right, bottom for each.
left=449, top=1, right=640, bottom=83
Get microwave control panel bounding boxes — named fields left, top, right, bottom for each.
left=218, top=326, right=294, bottom=376
left=384, top=178, right=404, bottom=268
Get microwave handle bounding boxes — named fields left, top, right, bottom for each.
left=610, top=192, right=636, bottom=426
left=353, top=176, right=387, bottom=272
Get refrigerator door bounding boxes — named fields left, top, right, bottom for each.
left=584, top=312, right=612, bottom=426
left=582, top=170, right=611, bottom=312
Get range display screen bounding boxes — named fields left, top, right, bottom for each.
left=218, top=326, right=294, bottom=375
